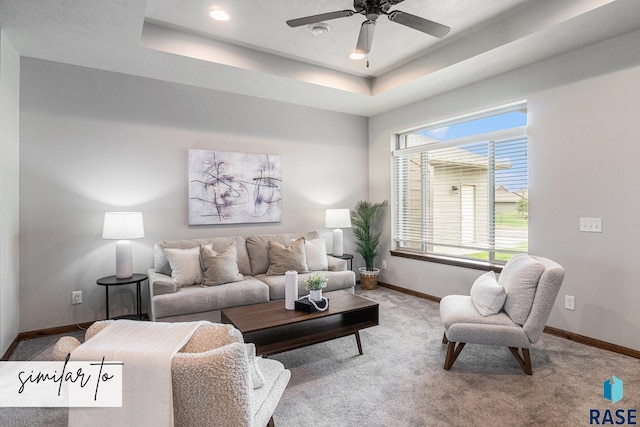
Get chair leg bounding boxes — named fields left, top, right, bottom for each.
left=267, top=416, right=275, bottom=427
left=442, top=332, right=448, bottom=344
left=444, top=341, right=465, bottom=370
left=508, top=347, right=532, bottom=375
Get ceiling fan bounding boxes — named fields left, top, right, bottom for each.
left=286, top=0, right=451, bottom=60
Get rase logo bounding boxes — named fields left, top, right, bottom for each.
left=604, top=376, right=624, bottom=404
left=589, top=376, right=637, bottom=425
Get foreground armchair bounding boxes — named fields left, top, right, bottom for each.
left=53, top=321, right=290, bottom=426
left=439, top=254, right=565, bottom=374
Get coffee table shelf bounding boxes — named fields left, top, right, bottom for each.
left=221, top=290, right=379, bottom=357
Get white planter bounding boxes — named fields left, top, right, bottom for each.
left=309, top=289, right=323, bottom=301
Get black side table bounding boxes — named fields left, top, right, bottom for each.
left=328, top=253, right=354, bottom=271
left=96, top=273, right=147, bottom=320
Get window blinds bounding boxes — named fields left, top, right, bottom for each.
left=393, top=135, right=528, bottom=262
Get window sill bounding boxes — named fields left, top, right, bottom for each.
left=390, top=250, right=504, bottom=273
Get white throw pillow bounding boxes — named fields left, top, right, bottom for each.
left=164, top=245, right=210, bottom=287
left=305, top=238, right=329, bottom=271
left=470, top=271, right=506, bottom=316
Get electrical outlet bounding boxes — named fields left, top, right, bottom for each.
left=72, top=291, right=82, bottom=305
left=381, top=260, right=387, bottom=269
left=564, top=295, right=575, bottom=311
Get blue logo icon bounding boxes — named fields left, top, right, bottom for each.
left=604, top=376, right=623, bottom=404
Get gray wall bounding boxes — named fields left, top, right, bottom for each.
left=370, top=28, right=640, bottom=351
left=19, top=58, right=368, bottom=332
left=0, top=30, right=20, bottom=356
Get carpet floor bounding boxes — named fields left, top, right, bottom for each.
left=2, top=286, right=638, bottom=426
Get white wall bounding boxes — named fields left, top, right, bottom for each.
left=0, top=30, right=20, bottom=356
left=19, top=58, right=368, bottom=332
left=369, top=29, right=640, bottom=351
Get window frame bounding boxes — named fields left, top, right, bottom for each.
left=391, top=103, right=528, bottom=269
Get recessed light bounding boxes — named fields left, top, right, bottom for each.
left=209, top=9, right=230, bottom=21
left=308, top=23, right=330, bottom=36
left=350, top=52, right=365, bottom=60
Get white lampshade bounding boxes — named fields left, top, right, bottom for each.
left=102, top=212, right=145, bottom=239
left=325, top=209, right=351, bottom=229
left=325, top=209, right=351, bottom=256
left=103, top=212, right=145, bottom=279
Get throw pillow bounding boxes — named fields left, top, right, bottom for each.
left=164, top=246, right=210, bottom=287
left=498, top=253, right=546, bottom=325
left=266, top=238, right=309, bottom=275
left=470, top=271, right=506, bottom=316
left=200, top=243, right=244, bottom=287
left=305, top=237, right=329, bottom=271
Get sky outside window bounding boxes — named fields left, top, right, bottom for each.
left=420, top=111, right=527, bottom=141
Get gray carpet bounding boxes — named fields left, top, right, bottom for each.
left=270, top=287, right=640, bottom=426
left=2, top=287, right=638, bottom=426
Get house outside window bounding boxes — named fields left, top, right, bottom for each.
left=393, top=102, right=528, bottom=263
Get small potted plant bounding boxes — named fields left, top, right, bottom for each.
left=351, top=200, right=387, bottom=290
left=305, top=273, right=327, bottom=301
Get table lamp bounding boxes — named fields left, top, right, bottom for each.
left=325, top=209, right=351, bottom=256
left=102, top=212, right=145, bottom=279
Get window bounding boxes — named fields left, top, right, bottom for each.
left=393, top=103, right=528, bottom=263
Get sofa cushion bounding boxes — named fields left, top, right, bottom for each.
left=305, top=237, right=329, bottom=271
left=470, top=271, right=506, bottom=316
left=246, top=232, right=319, bottom=275
left=498, top=253, right=546, bottom=325
left=153, top=276, right=270, bottom=319
left=155, top=236, right=250, bottom=276
left=200, top=243, right=244, bottom=287
left=165, top=246, right=209, bottom=287
left=266, top=238, right=309, bottom=275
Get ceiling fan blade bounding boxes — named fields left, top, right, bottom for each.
left=387, top=10, right=450, bottom=38
left=286, top=10, right=355, bottom=27
left=355, top=20, right=376, bottom=54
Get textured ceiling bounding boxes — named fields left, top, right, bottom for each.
left=1, top=0, right=639, bottom=116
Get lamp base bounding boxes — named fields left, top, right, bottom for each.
left=332, top=228, right=344, bottom=257
left=115, top=240, right=133, bottom=279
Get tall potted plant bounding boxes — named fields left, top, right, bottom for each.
left=351, top=200, right=387, bottom=290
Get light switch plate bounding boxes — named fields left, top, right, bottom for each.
left=565, top=295, right=575, bottom=311
left=580, top=218, right=602, bottom=233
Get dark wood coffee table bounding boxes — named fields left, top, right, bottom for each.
left=221, top=290, right=379, bottom=357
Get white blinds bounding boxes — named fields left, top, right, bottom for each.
left=393, top=135, right=528, bottom=262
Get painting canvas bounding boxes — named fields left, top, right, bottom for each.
left=188, top=149, right=282, bottom=225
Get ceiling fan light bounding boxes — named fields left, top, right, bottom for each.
left=209, top=9, right=230, bottom=21
left=350, top=51, right=365, bottom=60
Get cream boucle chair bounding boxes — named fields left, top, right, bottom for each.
left=53, top=321, right=290, bottom=427
left=440, top=254, right=565, bottom=375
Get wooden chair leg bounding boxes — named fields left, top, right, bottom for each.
left=508, top=347, right=532, bottom=375
left=267, top=416, right=275, bottom=427
left=444, top=341, right=465, bottom=370
left=442, top=332, right=448, bottom=344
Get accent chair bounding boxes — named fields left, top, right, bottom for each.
left=439, top=254, right=565, bottom=374
left=53, top=321, right=290, bottom=426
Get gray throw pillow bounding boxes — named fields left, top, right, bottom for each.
left=266, top=238, right=309, bottom=275
left=200, top=243, right=243, bottom=287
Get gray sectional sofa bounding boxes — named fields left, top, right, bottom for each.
left=147, top=231, right=356, bottom=322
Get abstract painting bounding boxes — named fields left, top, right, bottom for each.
left=188, top=149, right=282, bottom=225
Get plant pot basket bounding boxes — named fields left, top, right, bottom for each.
left=359, top=268, right=380, bottom=290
